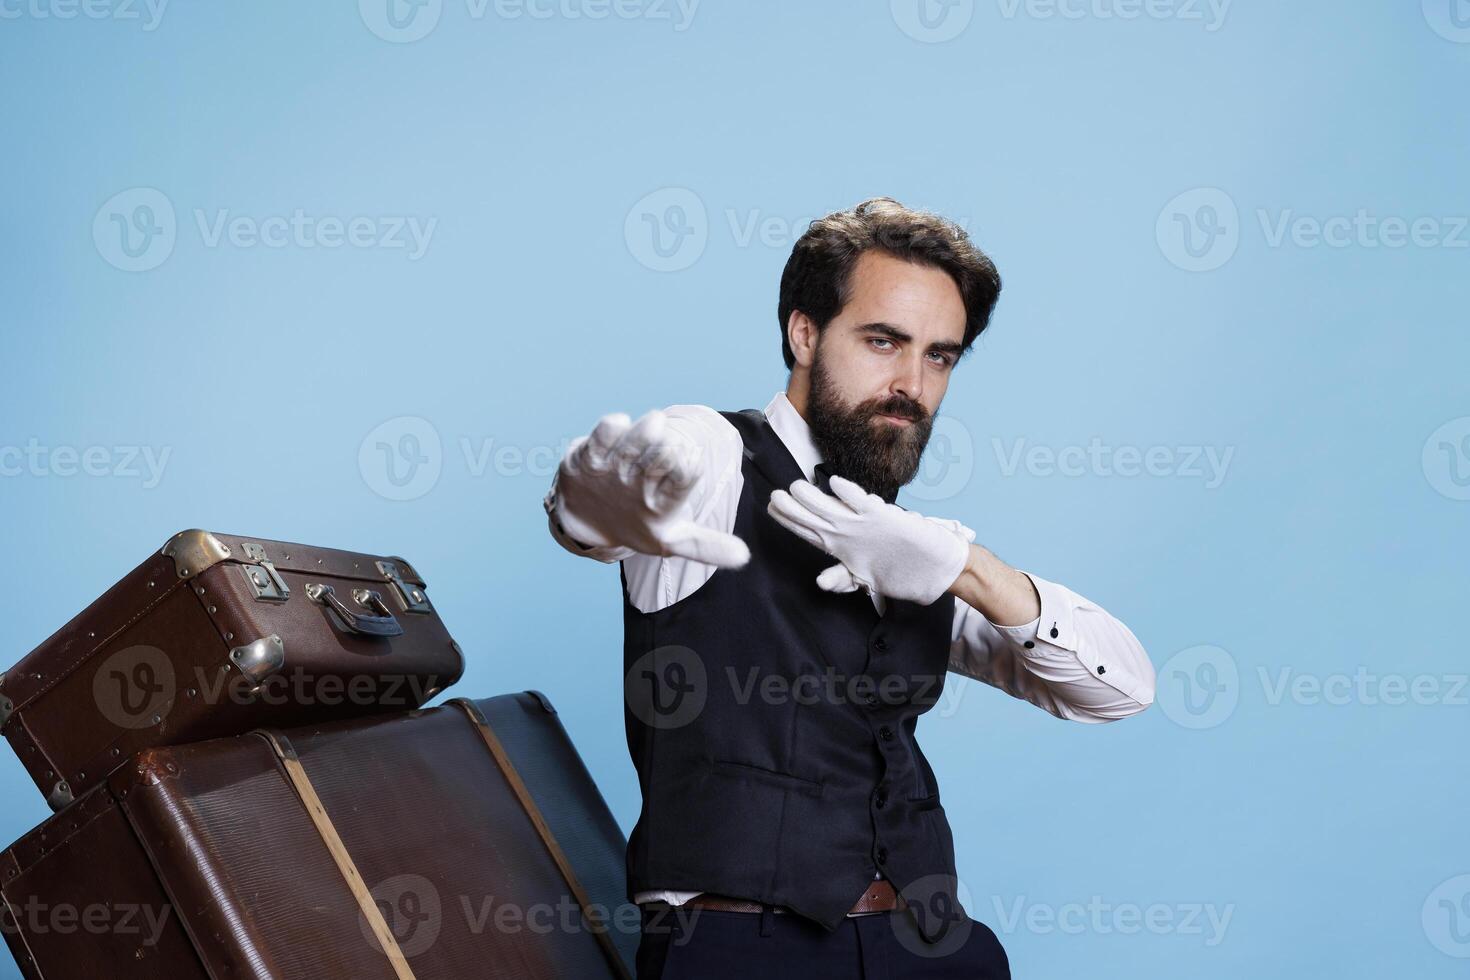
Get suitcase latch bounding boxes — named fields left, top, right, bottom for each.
left=240, top=542, right=291, bottom=602
left=377, top=560, right=431, bottom=614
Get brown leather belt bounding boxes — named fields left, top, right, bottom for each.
left=670, top=878, right=903, bottom=917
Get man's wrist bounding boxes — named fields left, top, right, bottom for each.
left=948, top=543, right=1042, bottom=627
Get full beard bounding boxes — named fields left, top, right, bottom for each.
left=806, top=352, right=934, bottom=502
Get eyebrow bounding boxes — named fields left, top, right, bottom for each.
left=855, top=321, right=964, bottom=357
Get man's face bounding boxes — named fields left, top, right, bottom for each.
left=802, top=249, right=968, bottom=501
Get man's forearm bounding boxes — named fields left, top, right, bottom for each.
left=947, top=543, right=1040, bottom=627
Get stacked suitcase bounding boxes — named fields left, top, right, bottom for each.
left=0, top=530, right=636, bottom=979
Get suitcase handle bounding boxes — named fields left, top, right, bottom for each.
left=304, top=583, right=405, bottom=637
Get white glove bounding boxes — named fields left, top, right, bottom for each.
left=767, top=473, right=972, bottom=604
left=550, top=409, right=751, bottom=569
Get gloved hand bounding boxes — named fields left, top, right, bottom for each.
left=551, top=409, right=751, bottom=568
left=767, top=473, right=972, bottom=604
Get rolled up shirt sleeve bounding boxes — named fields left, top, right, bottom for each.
left=948, top=571, right=1156, bottom=723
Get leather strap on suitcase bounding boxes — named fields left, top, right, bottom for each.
left=451, top=699, right=634, bottom=980
left=259, top=731, right=418, bottom=980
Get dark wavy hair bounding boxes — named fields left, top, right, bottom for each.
left=777, top=197, right=1002, bottom=370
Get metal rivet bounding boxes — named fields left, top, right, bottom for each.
left=208, top=605, right=217, bottom=614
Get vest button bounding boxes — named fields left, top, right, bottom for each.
left=864, top=693, right=878, bottom=706
left=876, top=847, right=888, bottom=864
left=873, top=638, right=888, bottom=652
left=875, top=791, right=888, bottom=808
left=878, top=726, right=894, bottom=741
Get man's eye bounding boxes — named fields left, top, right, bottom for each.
left=927, top=352, right=953, bottom=367
left=871, top=338, right=894, bottom=351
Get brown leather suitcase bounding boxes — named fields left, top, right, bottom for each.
left=0, top=692, right=637, bottom=980
left=0, top=530, right=464, bottom=809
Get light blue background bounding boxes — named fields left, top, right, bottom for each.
left=1, top=2, right=1467, bottom=976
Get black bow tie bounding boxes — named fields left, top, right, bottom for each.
left=813, top=462, right=836, bottom=494
left=813, top=462, right=899, bottom=505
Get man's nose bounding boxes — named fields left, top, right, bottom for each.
left=890, top=353, right=925, bottom=405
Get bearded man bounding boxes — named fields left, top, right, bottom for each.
left=544, top=197, right=1156, bottom=979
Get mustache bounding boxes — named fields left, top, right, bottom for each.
left=865, top=396, right=927, bottom=422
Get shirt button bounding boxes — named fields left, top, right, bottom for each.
left=1023, top=640, right=1035, bottom=649
left=1049, top=625, right=1059, bottom=639
left=878, top=726, right=894, bottom=741
left=1097, top=665, right=1106, bottom=674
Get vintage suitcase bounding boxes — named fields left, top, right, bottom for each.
left=0, top=692, right=638, bottom=980
left=0, top=530, right=464, bottom=809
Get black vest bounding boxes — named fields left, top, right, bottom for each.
left=621, top=408, right=967, bottom=943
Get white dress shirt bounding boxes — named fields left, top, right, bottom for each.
left=546, top=391, right=1156, bottom=908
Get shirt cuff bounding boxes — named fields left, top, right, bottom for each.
left=1018, top=570, right=1153, bottom=705
left=543, top=479, right=633, bottom=564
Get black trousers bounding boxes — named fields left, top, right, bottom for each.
left=636, top=903, right=1011, bottom=979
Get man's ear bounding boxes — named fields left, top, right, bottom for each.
left=787, top=311, right=818, bottom=368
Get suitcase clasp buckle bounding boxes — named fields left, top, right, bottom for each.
left=240, top=542, right=291, bottom=602
left=376, top=560, right=432, bottom=614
